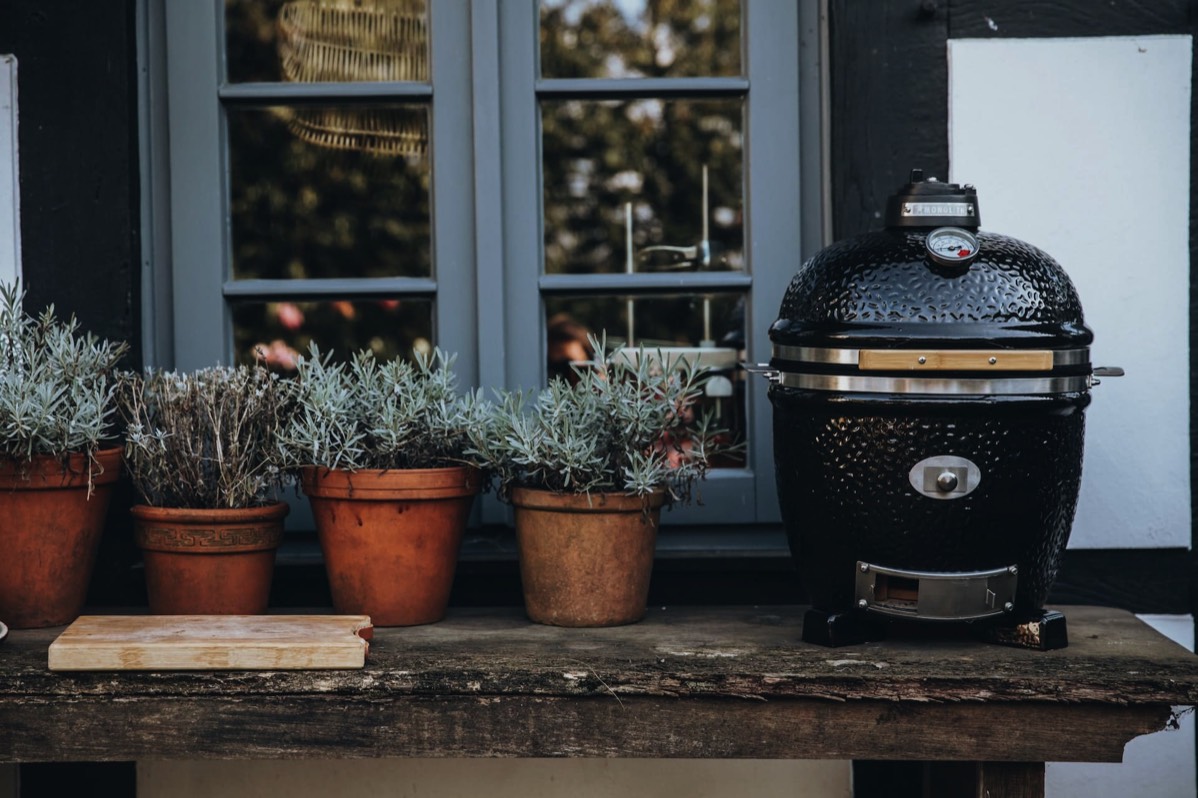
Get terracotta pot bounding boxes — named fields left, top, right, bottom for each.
left=132, top=502, right=288, bottom=615
left=0, top=447, right=123, bottom=629
left=511, top=486, right=665, bottom=628
left=301, top=466, right=479, bottom=627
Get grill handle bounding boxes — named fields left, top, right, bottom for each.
left=1092, top=366, right=1125, bottom=387
left=744, top=362, right=780, bottom=383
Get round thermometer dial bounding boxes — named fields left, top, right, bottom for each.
left=925, top=227, right=980, bottom=268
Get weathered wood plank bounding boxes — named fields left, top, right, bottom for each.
left=3, top=606, right=1194, bottom=705
left=47, top=615, right=372, bottom=672
left=0, top=606, right=1193, bottom=764
left=0, top=695, right=1172, bottom=763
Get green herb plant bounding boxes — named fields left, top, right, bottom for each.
left=0, top=281, right=128, bottom=472
left=279, top=345, right=491, bottom=472
left=119, top=366, right=293, bottom=509
left=471, top=334, right=735, bottom=504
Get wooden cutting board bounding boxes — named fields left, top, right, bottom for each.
left=47, top=615, right=373, bottom=671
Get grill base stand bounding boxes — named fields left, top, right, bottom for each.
left=801, top=608, right=1069, bottom=650
left=801, top=608, right=888, bottom=647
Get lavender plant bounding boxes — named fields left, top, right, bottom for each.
left=0, top=281, right=128, bottom=466
left=119, top=366, right=293, bottom=508
left=469, top=335, right=735, bottom=503
left=278, top=345, right=491, bottom=471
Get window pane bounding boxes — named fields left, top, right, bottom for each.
left=226, top=0, right=429, bottom=85
left=228, top=105, right=430, bottom=280
left=232, top=298, right=433, bottom=372
left=542, top=98, right=743, bottom=275
left=540, top=0, right=741, bottom=79
left=545, top=294, right=746, bottom=467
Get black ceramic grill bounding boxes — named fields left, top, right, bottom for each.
left=766, top=170, right=1121, bottom=649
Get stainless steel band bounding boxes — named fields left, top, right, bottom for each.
left=771, top=344, right=1090, bottom=367
left=775, top=371, right=1092, bottom=395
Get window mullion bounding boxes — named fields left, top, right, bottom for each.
left=497, top=1, right=543, bottom=393
left=427, top=1, right=477, bottom=373
left=470, top=0, right=508, bottom=397
left=165, top=0, right=228, bottom=371
left=745, top=0, right=802, bottom=522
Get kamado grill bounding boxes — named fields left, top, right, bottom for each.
left=766, top=170, right=1121, bottom=649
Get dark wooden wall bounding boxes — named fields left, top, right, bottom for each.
left=0, top=0, right=144, bottom=614
left=0, top=0, right=141, bottom=366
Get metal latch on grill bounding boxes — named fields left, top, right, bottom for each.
left=854, top=562, right=1018, bottom=621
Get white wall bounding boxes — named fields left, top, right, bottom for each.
left=949, top=34, right=1193, bottom=551
left=0, top=54, right=19, bottom=286
left=950, top=34, right=1195, bottom=798
left=139, top=759, right=852, bottom=798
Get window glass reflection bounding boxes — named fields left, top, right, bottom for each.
left=233, top=298, right=433, bottom=372
left=544, top=294, right=746, bottom=467
left=542, top=98, right=743, bottom=275
left=540, top=0, right=741, bottom=79
left=226, top=0, right=429, bottom=85
left=228, top=105, right=430, bottom=281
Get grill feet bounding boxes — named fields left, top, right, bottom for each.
left=801, top=608, right=888, bottom=647
left=978, top=609, right=1069, bottom=650
left=801, top=607, right=1069, bottom=650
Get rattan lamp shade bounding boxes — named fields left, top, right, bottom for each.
left=276, top=0, right=429, bottom=157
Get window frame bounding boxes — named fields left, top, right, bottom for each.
left=152, top=0, right=818, bottom=531
left=163, top=0, right=478, bottom=375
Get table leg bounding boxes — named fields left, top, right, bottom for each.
left=921, top=762, right=1046, bottom=797
left=976, top=762, right=1046, bottom=798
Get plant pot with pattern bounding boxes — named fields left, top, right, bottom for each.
left=0, top=282, right=129, bottom=629
left=281, top=346, right=488, bottom=627
left=120, top=365, right=292, bottom=615
left=471, top=335, right=735, bottom=628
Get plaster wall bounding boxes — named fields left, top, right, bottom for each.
left=948, top=34, right=1193, bottom=550
left=138, top=759, right=853, bottom=798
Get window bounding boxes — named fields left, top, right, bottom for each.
left=157, top=0, right=806, bottom=531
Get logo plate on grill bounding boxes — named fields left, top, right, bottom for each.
left=909, top=455, right=981, bottom=499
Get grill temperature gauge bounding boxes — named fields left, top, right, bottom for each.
left=926, top=226, right=980, bottom=268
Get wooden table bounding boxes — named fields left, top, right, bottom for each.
left=2, top=606, right=1196, bottom=797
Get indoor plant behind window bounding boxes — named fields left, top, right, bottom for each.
left=470, top=335, right=733, bottom=628
left=279, top=346, right=489, bottom=627
left=120, top=365, right=292, bottom=614
left=0, top=282, right=128, bottom=629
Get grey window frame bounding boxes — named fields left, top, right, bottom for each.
left=161, top=1, right=478, bottom=377
left=148, top=0, right=822, bottom=530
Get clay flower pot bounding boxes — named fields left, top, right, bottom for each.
left=0, top=447, right=123, bottom=629
left=131, top=502, right=288, bottom=615
left=301, top=465, right=480, bottom=627
left=511, top=486, right=665, bottom=628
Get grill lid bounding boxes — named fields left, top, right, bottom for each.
left=768, top=171, right=1107, bottom=395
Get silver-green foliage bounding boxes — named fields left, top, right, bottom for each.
left=279, top=345, right=491, bottom=471
left=120, top=366, right=292, bottom=509
left=470, top=335, right=732, bottom=501
left=0, top=282, right=128, bottom=463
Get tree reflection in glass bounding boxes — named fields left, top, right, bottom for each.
left=541, top=98, right=744, bottom=276
left=540, top=0, right=741, bottom=79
